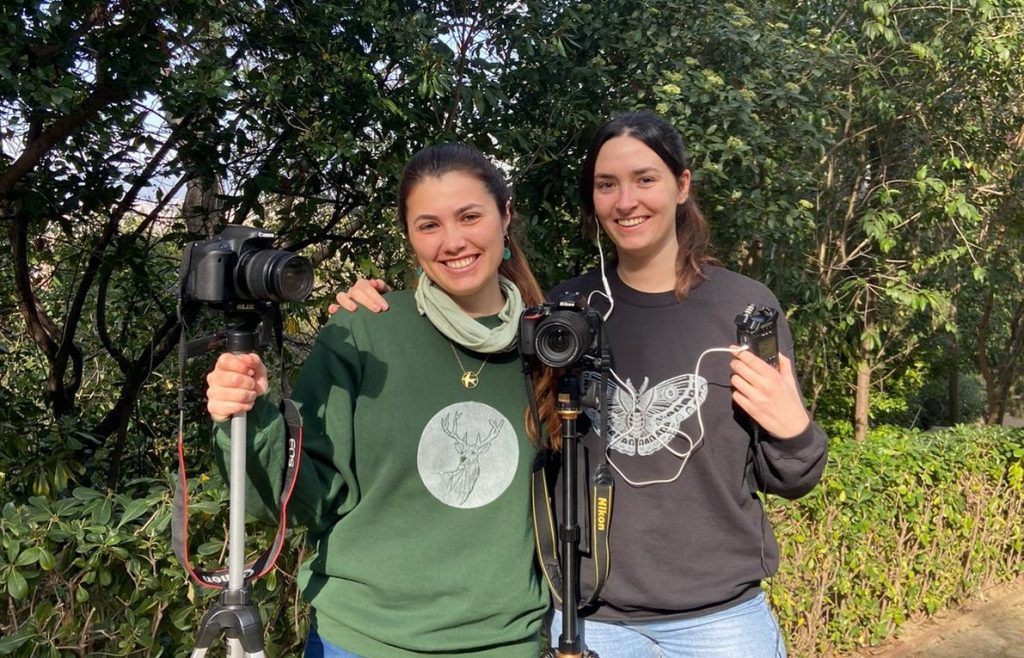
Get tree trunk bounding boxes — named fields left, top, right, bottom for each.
left=854, top=287, right=875, bottom=442
left=854, top=358, right=871, bottom=441
left=947, top=336, right=960, bottom=426
left=183, top=175, right=224, bottom=237
left=947, top=266, right=960, bottom=426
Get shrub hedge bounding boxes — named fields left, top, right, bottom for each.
left=2, top=425, right=1021, bottom=657
left=769, top=424, right=1024, bottom=656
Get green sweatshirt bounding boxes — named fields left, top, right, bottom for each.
left=215, top=291, right=546, bottom=657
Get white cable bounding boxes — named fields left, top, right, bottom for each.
left=587, top=222, right=615, bottom=321
left=583, top=219, right=752, bottom=485
left=603, top=345, right=749, bottom=487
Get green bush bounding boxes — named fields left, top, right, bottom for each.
left=0, top=476, right=308, bottom=657
left=2, top=426, right=1021, bottom=657
left=768, top=424, right=1024, bottom=657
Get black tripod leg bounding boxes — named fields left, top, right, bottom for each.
left=191, top=598, right=266, bottom=658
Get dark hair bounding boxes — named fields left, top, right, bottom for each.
left=579, top=111, right=716, bottom=298
left=396, top=143, right=559, bottom=447
left=398, top=144, right=510, bottom=232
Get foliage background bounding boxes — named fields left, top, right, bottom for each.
left=1, top=0, right=1023, bottom=655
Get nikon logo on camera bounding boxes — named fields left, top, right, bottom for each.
left=519, top=291, right=603, bottom=369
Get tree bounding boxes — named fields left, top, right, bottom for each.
left=770, top=0, right=1024, bottom=438
left=0, top=0, right=653, bottom=494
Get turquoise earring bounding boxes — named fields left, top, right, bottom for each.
left=502, top=234, right=511, bottom=261
left=416, top=266, right=424, bottom=277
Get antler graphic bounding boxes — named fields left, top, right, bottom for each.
left=436, top=413, right=507, bottom=505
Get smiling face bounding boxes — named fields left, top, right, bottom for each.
left=592, top=134, right=690, bottom=271
left=406, top=171, right=511, bottom=316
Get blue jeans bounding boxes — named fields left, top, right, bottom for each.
left=550, top=592, right=787, bottom=658
left=303, top=629, right=365, bottom=658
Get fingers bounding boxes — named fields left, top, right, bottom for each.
left=206, top=353, right=268, bottom=422
left=330, top=292, right=358, bottom=314
left=729, top=347, right=776, bottom=388
left=350, top=278, right=389, bottom=312
left=730, top=347, right=809, bottom=439
left=332, top=278, right=391, bottom=313
left=777, top=353, right=795, bottom=379
left=329, top=278, right=392, bottom=315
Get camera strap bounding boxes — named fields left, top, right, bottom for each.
left=171, top=307, right=304, bottom=590
left=524, top=369, right=613, bottom=609
left=531, top=450, right=613, bottom=610
left=171, top=399, right=302, bottom=589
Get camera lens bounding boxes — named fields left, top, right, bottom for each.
left=535, top=311, right=591, bottom=368
left=276, top=256, right=315, bottom=300
left=238, top=249, right=314, bottom=302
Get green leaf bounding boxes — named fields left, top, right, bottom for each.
left=0, top=628, right=33, bottom=655
left=118, top=498, right=152, bottom=528
left=73, top=487, right=104, bottom=501
left=37, top=549, right=56, bottom=571
left=14, top=547, right=41, bottom=567
left=6, top=569, right=28, bottom=601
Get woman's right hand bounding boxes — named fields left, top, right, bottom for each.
left=328, top=278, right=391, bottom=314
left=206, top=353, right=269, bottom=422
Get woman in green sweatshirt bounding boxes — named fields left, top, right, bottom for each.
left=205, top=144, right=553, bottom=658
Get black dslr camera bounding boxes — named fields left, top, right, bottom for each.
left=735, top=304, right=779, bottom=368
left=180, top=225, right=314, bottom=312
left=520, top=291, right=603, bottom=369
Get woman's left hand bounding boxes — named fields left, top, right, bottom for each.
left=729, top=350, right=810, bottom=439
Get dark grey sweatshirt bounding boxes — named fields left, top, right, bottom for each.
left=546, top=265, right=828, bottom=621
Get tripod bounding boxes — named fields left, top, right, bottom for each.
left=541, top=373, right=599, bottom=658
left=191, top=328, right=267, bottom=658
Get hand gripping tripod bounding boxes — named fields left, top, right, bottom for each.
left=189, top=328, right=267, bottom=658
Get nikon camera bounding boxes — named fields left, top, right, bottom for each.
left=520, top=291, right=603, bottom=369
left=180, top=226, right=314, bottom=312
left=735, top=304, right=779, bottom=368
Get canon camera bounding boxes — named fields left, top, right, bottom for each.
left=180, top=225, right=313, bottom=312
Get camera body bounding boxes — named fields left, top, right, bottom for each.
left=520, top=291, right=603, bottom=369
left=180, top=225, right=314, bottom=312
left=735, top=304, right=779, bottom=368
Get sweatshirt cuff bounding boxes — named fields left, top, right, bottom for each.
left=762, top=421, right=825, bottom=458
left=212, top=396, right=279, bottom=449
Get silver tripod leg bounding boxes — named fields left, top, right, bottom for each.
left=190, top=410, right=266, bottom=658
left=228, top=411, right=247, bottom=658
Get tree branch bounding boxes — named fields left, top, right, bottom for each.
left=0, top=80, right=126, bottom=197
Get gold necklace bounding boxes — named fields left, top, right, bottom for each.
left=449, top=342, right=489, bottom=389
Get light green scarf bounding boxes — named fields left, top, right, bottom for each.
left=414, top=272, right=523, bottom=353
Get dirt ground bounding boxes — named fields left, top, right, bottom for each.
left=838, top=576, right=1024, bottom=658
